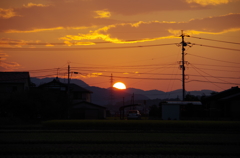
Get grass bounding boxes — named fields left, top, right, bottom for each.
left=1, top=132, right=240, bottom=155
left=1, top=120, right=240, bottom=156
left=1, top=132, right=240, bottom=144
left=41, top=119, right=240, bottom=131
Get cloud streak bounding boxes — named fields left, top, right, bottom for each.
left=0, top=8, right=16, bottom=18
left=0, top=52, right=21, bottom=71
left=0, top=0, right=235, bottom=33
left=60, top=13, right=240, bottom=44
left=186, top=0, right=230, bottom=6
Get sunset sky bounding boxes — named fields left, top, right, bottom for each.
left=0, top=0, right=240, bottom=92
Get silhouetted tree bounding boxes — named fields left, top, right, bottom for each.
left=185, top=93, right=200, bottom=101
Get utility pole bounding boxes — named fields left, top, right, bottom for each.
left=180, top=30, right=190, bottom=101
left=110, top=73, right=114, bottom=105
left=66, top=64, right=71, bottom=119
left=67, top=64, right=70, bottom=94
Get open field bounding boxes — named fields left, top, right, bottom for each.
left=1, top=120, right=240, bottom=157
left=1, top=131, right=240, bottom=157
left=41, top=120, right=240, bottom=131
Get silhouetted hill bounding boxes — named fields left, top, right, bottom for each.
left=125, top=88, right=214, bottom=100
left=126, top=88, right=166, bottom=99
left=31, top=77, right=214, bottom=106
left=87, top=86, right=109, bottom=105
left=31, top=77, right=89, bottom=87
left=87, top=86, right=149, bottom=106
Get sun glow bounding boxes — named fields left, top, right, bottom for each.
left=113, top=82, right=126, bottom=90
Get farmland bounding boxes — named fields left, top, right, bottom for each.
left=1, top=120, right=240, bottom=158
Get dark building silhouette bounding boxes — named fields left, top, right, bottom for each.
left=0, top=72, right=31, bottom=99
left=38, top=78, right=106, bottom=119
left=202, top=86, right=240, bottom=119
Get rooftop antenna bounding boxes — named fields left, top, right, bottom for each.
left=56, top=68, right=59, bottom=79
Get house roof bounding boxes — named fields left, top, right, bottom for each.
left=203, top=86, right=240, bottom=102
left=38, top=78, right=92, bottom=93
left=72, top=101, right=106, bottom=109
left=119, top=104, right=140, bottom=110
left=70, top=83, right=92, bottom=93
left=38, top=78, right=66, bottom=87
left=0, top=72, right=30, bottom=83
left=219, top=92, right=240, bottom=101
left=162, top=101, right=202, bottom=105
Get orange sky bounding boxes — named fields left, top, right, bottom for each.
left=0, top=0, right=240, bottom=92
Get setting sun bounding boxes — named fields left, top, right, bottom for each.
left=113, top=82, right=126, bottom=89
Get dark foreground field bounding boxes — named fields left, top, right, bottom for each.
left=1, top=120, right=240, bottom=158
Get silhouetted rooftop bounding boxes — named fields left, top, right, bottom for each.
left=0, top=72, right=30, bottom=83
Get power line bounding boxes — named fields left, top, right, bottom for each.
left=70, top=53, right=179, bottom=67
left=71, top=63, right=177, bottom=69
left=188, top=64, right=224, bottom=90
left=190, top=63, right=230, bottom=83
left=193, top=43, right=240, bottom=52
left=191, top=63, right=240, bottom=69
left=97, top=74, right=182, bottom=81
left=190, top=36, right=240, bottom=45
left=187, top=79, right=239, bottom=85
left=0, top=43, right=177, bottom=51
left=57, top=67, right=240, bottom=79
left=165, top=48, right=182, bottom=97
left=188, top=54, right=240, bottom=65
left=187, top=74, right=239, bottom=80
left=191, top=67, right=240, bottom=73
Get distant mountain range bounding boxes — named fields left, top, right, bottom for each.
left=31, top=77, right=215, bottom=106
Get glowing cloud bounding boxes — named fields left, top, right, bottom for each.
left=63, top=41, right=95, bottom=46
left=0, top=38, right=26, bottom=47
left=0, top=52, right=21, bottom=71
left=61, top=32, right=123, bottom=43
left=0, top=61, right=21, bottom=71
left=94, top=10, right=111, bottom=18
left=5, top=26, right=96, bottom=33
left=46, top=43, right=54, bottom=47
left=23, top=3, right=49, bottom=8
left=69, top=72, right=103, bottom=79
left=186, top=0, right=230, bottom=6
left=85, top=73, right=103, bottom=78
left=60, top=13, right=240, bottom=45
left=0, top=8, right=16, bottom=19
left=5, top=27, right=64, bottom=33
left=0, top=38, right=43, bottom=47
left=0, top=52, right=9, bottom=59
left=59, top=21, right=177, bottom=44
left=123, top=71, right=139, bottom=75
left=184, top=28, right=240, bottom=35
